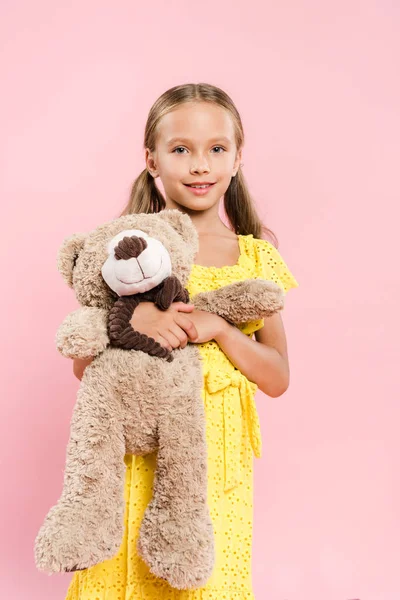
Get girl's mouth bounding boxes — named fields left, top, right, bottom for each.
left=184, top=183, right=216, bottom=196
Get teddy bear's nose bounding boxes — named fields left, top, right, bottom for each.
left=114, top=236, right=148, bottom=260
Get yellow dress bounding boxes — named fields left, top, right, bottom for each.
left=65, top=235, right=299, bottom=600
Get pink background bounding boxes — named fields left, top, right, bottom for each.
left=1, top=1, right=399, bottom=599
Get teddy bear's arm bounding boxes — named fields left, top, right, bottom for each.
left=191, top=279, right=285, bottom=324
left=154, top=275, right=189, bottom=310
left=56, top=306, right=109, bottom=359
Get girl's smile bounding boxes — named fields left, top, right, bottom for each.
left=183, top=182, right=216, bottom=196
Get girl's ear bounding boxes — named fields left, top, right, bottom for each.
left=57, top=232, right=87, bottom=288
left=157, top=208, right=199, bottom=254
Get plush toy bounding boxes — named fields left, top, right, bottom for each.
left=34, top=209, right=285, bottom=590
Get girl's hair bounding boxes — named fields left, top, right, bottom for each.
left=120, top=83, right=278, bottom=245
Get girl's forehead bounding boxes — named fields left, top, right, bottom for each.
left=156, top=103, right=235, bottom=142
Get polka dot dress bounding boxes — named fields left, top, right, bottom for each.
left=65, top=235, right=299, bottom=600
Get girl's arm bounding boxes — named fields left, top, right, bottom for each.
left=72, top=309, right=291, bottom=395
left=204, top=311, right=290, bottom=398
left=73, top=356, right=94, bottom=380
left=214, top=312, right=289, bottom=397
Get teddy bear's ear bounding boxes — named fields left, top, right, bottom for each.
left=57, top=232, right=87, bottom=288
left=157, top=209, right=199, bottom=253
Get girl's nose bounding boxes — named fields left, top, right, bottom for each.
left=190, top=158, right=211, bottom=174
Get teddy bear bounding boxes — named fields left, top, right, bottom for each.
left=34, top=209, right=285, bottom=590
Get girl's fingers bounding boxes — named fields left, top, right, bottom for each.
left=168, top=323, right=189, bottom=348
left=171, top=302, right=194, bottom=312
left=175, top=314, right=198, bottom=341
left=155, top=336, right=173, bottom=352
left=159, top=329, right=182, bottom=350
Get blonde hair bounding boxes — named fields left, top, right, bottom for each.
left=120, top=83, right=278, bottom=246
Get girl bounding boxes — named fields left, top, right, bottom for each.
left=67, top=82, right=299, bottom=600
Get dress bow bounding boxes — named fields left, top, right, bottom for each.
left=204, top=368, right=262, bottom=492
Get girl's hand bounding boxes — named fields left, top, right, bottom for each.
left=130, top=301, right=198, bottom=352
left=184, top=309, right=228, bottom=344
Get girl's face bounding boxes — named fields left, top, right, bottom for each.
left=145, top=102, right=242, bottom=214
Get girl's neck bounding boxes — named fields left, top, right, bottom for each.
left=176, top=204, right=235, bottom=238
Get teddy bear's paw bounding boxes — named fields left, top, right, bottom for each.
left=137, top=509, right=215, bottom=589
left=242, top=278, right=284, bottom=306
left=55, top=308, right=109, bottom=359
left=34, top=502, right=124, bottom=574
left=234, top=279, right=284, bottom=317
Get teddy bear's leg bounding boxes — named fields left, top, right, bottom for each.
left=34, top=353, right=127, bottom=574
left=192, top=278, right=285, bottom=324
left=137, top=346, right=215, bottom=590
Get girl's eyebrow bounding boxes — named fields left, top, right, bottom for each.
left=165, top=136, right=232, bottom=147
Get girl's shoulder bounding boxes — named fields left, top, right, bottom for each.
left=239, top=234, right=299, bottom=294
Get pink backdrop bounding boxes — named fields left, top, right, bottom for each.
left=1, top=1, right=399, bottom=599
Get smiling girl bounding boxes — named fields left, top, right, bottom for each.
left=67, top=82, right=299, bottom=600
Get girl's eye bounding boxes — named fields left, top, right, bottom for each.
left=172, top=147, right=188, bottom=154
left=172, top=146, right=225, bottom=154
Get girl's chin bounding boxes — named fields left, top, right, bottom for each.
left=165, top=193, right=221, bottom=211
left=184, top=198, right=221, bottom=208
